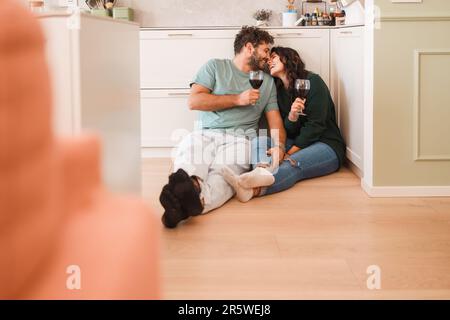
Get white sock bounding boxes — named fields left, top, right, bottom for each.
left=221, top=166, right=254, bottom=203
left=238, top=166, right=275, bottom=189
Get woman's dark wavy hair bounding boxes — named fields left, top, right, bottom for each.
left=270, top=46, right=309, bottom=92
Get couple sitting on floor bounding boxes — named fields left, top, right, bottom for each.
left=159, top=26, right=346, bottom=228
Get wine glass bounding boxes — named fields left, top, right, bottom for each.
left=294, top=79, right=310, bottom=116
left=249, top=70, right=264, bottom=105
left=249, top=70, right=264, bottom=89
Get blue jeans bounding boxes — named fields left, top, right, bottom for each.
left=250, top=136, right=340, bottom=196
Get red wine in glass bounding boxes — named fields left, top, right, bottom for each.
left=249, top=79, right=263, bottom=89
left=294, top=79, right=310, bottom=116
left=249, top=71, right=264, bottom=104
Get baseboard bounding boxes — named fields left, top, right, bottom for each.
left=142, top=147, right=174, bottom=158
left=345, top=159, right=363, bottom=178
left=361, top=180, right=450, bottom=197
left=345, top=148, right=362, bottom=171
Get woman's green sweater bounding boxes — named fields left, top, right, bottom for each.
left=277, top=72, right=346, bottom=166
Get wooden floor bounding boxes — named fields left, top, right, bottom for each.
left=142, top=158, right=450, bottom=299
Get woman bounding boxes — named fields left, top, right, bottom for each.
left=222, top=46, right=346, bottom=201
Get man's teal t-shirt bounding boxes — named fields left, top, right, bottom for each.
left=190, top=59, right=278, bottom=137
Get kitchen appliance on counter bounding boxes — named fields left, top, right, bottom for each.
left=282, top=11, right=298, bottom=27
left=332, top=0, right=364, bottom=25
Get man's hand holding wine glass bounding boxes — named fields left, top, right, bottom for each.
left=236, top=89, right=260, bottom=106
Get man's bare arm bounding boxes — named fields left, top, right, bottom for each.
left=265, top=109, right=287, bottom=166
left=266, top=109, right=286, bottom=147
left=188, top=84, right=259, bottom=111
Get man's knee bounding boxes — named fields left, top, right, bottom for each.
left=201, top=175, right=234, bottom=213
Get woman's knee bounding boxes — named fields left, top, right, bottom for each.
left=272, top=162, right=301, bottom=187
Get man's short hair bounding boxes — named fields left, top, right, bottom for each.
left=234, top=26, right=274, bottom=55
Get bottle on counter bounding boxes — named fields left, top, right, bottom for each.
left=311, top=13, right=318, bottom=26
left=329, top=7, right=336, bottom=26
left=317, top=15, right=324, bottom=26
left=314, top=7, right=320, bottom=17
left=305, top=13, right=311, bottom=26
left=322, top=13, right=330, bottom=26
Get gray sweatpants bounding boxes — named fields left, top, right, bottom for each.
left=172, top=130, right=251, bottom=213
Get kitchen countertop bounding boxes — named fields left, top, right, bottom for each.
left=36, top=10, right=139, bottom=27
left=140, top=24, right=364, bottom=30
left=36, top=11, right=363, bottom=30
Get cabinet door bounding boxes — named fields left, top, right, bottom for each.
left=140, top=30, right=237, bottom=89
left=331, top=27, right=364, bottom=170
left=141, top=89, right=197, bottom=148
left=270, top=29, right=330, bottom=87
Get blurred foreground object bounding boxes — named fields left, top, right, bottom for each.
left=0, top=0, right=160, bottom=299
left=38, top=10, right=141, bottom=194
left=28, top=0, right=44, bottom=13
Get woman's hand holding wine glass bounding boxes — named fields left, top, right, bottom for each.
left=288, top=78, right=310, bottom=121
left=288, top=98, right=306, bottom=122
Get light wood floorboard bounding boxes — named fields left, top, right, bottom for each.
left=142, top=158, right=450, bottom=299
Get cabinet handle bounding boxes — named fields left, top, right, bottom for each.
left=340, top=31, right=353, bottom=34
left=167, top=33, right=193, bottom=37
left=276, top=32, right=303, bottom=36
left=168, top=92, right=190, bottom=96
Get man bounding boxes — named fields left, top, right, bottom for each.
left=159, top=26, right=286, bottom=228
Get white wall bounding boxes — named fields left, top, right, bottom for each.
left=25, top=0, right=365, bottom=28
left=117, top=0, right=340, bottom=27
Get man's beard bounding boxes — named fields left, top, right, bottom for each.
left=249, top=53, right=268, bottom=72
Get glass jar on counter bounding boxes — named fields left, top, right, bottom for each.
left=335, top=10, right=346, bottom=26
left=322, top=13, right=331, bottom=26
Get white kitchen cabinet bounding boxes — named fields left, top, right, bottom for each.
left=39, top=12, right=141, bottom=193
left=140, top=28, right=332, bottom=157
left=269, top=28, right=330, bottom=87
left=140, top=29, right=236, bottom=89
left=331, top=26, right=364, bottom=172
left=140, top=89, right=197, bottom=148
left=140, top=28, right=330, bottom=90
